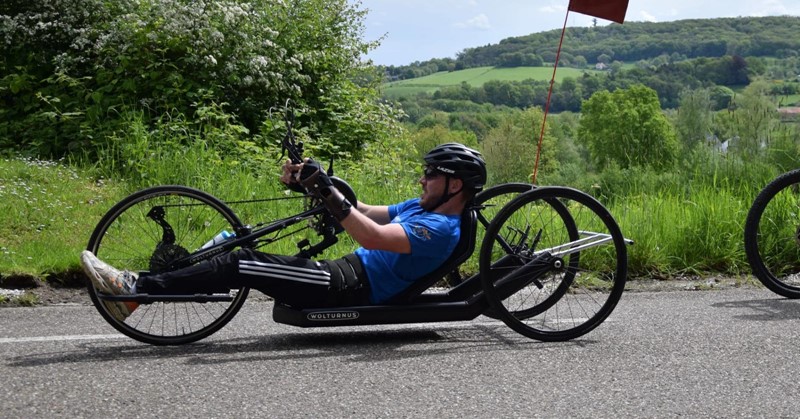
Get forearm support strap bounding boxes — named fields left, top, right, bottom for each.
left=300, top=166, right=352, bottom=221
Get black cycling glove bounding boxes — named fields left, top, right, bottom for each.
left=299, top=159, right=352, bottom=221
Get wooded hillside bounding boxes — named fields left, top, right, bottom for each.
left=384, top=16, right=800, bottom=79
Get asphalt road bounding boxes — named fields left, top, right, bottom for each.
left=2, top=287, right=800, bottom=418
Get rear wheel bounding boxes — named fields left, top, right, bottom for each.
left=86, top=185, right=249, bottom=345
left=479, top=187, right=627, bottom=341
left=443, top=183, right=536, bottom=289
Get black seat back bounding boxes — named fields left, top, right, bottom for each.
left=385, top=206, right=477, bottom=304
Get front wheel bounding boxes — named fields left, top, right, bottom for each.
left=86, top=185, right=250, bottom=345
left=479, top=187, right=627, bottom=341
left=744, top=169, right=800, bottom=298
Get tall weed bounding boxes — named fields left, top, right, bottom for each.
left=613, top=186, right=750, bottom=277
left=86, top=108, right=273, bottom=193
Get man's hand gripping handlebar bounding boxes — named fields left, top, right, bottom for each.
left=297, top=159, right=352, bottom=222
left=276, top=102, right=353, bottom=221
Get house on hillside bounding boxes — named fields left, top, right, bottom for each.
left=595, top=62, right=608, bottom=71
left=778, top=107, right=800, bottom=123
left=706, top=134, right=735, bottom=153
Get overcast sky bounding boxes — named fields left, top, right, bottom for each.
left=360, top=0, right=800, bottom=66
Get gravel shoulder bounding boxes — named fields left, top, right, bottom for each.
left=0, top=273, right=763, bottom=307
left=0, top=272, right=90, bottom=306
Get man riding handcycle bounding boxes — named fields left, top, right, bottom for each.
left=81, top=138, right=628, bottom=345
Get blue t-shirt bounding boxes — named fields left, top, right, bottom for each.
left=354, top=198, right=461, bottom=304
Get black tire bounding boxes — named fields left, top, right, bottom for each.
left=86, top=185, right=250, bottom=345
left=744, top=169, right=800, bottom=298
left=479, top=186, right=627, bottom=341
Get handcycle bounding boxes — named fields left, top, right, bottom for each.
left=745, top=168, right=800, bottom=298
left=85, top=108, right=630, bottom=346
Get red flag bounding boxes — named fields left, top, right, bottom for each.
left=568, top=0, right=629, bottom=24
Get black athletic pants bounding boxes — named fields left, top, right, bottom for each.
left=137, top=249, right=371, bottom=308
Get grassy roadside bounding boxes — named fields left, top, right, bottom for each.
left=0, top=154, right=420, bottom=302
left=0, top=158, right=127, bottom=279
left=0, top=158, right=128, bottom=304
left=0, top=155, right=765, bottom=305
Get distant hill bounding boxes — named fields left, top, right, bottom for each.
left=383, top=16, right=800, bottom=81
left=459, top=15, right=800, bottom=67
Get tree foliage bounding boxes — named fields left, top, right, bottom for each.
left=724, top=80, right=780, bottom=155
left=578, top=84, right=679, bottom=170
left=482, top=107, right=557, bottom=184
left=0, top=0, right=399, bottom=160
left=675, top=88, right=713, bottom=150
left=455, top=16, right=800, bottom=70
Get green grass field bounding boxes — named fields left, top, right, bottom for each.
left=381, top=66, right=599, bottom=98
left=779, top=94, right=800, bottom=107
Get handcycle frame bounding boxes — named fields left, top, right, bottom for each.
left=87, top=105, right=629, bottom=345
left=101, top=187, right=531, bottom=318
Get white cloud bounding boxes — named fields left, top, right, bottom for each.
left=749, top=0, right=793, bottom=16
left=539, top=1, right=566, bottom=14
left=640, top=11, right=658, bottom=22
left=454, top=13, right=492, bottom=30
left=539, top=6, right=560, bottom=13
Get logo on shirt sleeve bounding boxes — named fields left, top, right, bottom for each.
left=411, top=225, right=432, bottom=241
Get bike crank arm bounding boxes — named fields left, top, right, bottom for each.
left=147, top=206, right=176, bottom=244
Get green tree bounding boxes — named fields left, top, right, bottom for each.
left=571, top=55, right=588, bottom=68
left=0, top=0, right=396, bottom=160
left=498, top=52, right=524, bottom=67
left=709, top=85, right=735, bottom=110
left=725, top=80, right=779, bottom=155
left=578, top=84, right=679, bottom=170
left=408, top=126, right=478, bottom=162
left=483, top=80, right=522, bottom=107
left=553, top=77, right=582, bottom=112
left=482, top=107, right=557, bottom=184
left=417, top=111, right=450, bottom=129
left=675, top=88, right=713, bottom=150
left=523, top=54, right=544, bottom=67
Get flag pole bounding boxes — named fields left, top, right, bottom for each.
left=531, top=6, right=571, bottom=184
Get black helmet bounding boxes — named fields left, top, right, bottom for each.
left=423, top=143, right=487, bottom=191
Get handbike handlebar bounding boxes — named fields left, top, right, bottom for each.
left=279, top=99, right=305, bottom=165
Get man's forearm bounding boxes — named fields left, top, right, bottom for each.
left=354, top=202, right=391, bottom=224
left=339, top=210, right=410, bottom=253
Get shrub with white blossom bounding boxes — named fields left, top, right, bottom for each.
left=0, top=0, right=400, bottom=165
